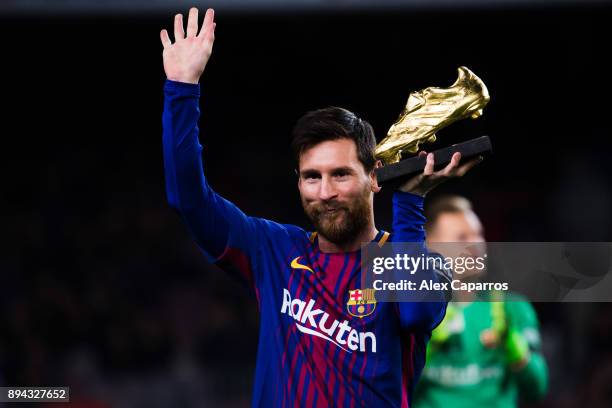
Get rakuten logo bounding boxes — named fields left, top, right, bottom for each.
left=280, top=289, right=376, bottom=353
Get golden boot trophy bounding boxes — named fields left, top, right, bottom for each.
left=375, top=66, right=492, bottom=183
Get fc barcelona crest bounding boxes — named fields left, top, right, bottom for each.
left=347, top=289, right=377, bottom=318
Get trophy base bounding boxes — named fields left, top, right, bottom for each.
left=375, top=136, right=492, bottom=184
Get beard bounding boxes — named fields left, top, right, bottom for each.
left=302, top=188, right=372, bottom=246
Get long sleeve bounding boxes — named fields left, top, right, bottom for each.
left=506, top=300, right=549, bottom=401
left=515, top=353, right=548, bottom=401
left=391, top=191, right=450, bottom=332
left=162, top=79, right=263, bottom=291
left=392, top=190, right=426, bottom=243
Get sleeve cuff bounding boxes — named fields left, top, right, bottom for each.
left=164, top=79, right=200, bottom=96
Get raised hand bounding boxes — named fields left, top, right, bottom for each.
left=160, top=8, right=216, bottom=84
left=398, top=151, right=483, bottom=196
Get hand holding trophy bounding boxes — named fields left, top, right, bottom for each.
left=375, top=67, right=492, bottom=187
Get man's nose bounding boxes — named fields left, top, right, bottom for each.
left=319, top=177, right=338, bottom=201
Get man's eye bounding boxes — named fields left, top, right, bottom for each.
left=334, top=172, right=349, bottom=178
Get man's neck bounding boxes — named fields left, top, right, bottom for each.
left=317, top=225, right=379, bottom=253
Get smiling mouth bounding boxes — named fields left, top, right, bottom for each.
left=323, top=207, right=346, bottom=216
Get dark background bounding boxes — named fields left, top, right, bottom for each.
left=1, top=3, right=612, bottom=407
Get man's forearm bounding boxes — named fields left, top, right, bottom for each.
left=162, top=79, right=228, bottom=257
left=392, top=190, right=426, bottom=243
left=163, top=80, right=202, bottom=210
left=514, top=352, right=548, bottom=401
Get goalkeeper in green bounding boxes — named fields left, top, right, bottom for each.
left=412, top=195, right=548, bottom=408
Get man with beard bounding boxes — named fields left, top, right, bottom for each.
left=161, top=8, right=480, bottom=407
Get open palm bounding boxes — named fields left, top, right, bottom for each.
left=160, top=8, right=216, bottom=84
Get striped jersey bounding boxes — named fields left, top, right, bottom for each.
left=162, top=79, right=449, bottom=407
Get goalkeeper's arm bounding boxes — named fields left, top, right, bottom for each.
left=505, top=301, right=548, bottom=402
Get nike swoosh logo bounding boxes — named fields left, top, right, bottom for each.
left=290, top=256, right=314, bottom=274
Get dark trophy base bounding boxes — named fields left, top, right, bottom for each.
left=375, top=136, right=492, bottom=184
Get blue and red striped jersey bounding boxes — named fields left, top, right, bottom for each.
left=162, top=80, right=449, bottom=407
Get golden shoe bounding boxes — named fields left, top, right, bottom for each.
left=375, top=66, right=490, bottom=164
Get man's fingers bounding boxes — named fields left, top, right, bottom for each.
left=174, top=13, right=185, bottom=41
left=199, top=8, right=215, bottom=38
left=455, top=156, right=483, bottom=177
left=424, top=153, right=435, bottom=176
left=160, top=29, right=171, bottom=48
left=186, top=7, right=199, bottom=37
left=418, top=150, right=427, bottom=158
left=442, top=152, right=461, bottom=176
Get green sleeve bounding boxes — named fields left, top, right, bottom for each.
left=505, top=299, right=549, bottom=401
left=514, top=351, right=548, bottom=401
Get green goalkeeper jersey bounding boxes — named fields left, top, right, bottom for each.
left=414, top=293, right=548, bottom=408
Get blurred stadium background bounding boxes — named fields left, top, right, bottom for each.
left=1, top=0, right=611, bottom=407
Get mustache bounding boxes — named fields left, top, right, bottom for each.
left=309, top=200, right=348, bottom=214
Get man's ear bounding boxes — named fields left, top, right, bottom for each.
left=370, top=160, right=383, bottom=193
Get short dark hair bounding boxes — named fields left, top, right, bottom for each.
left=291, top=107, right=377, bottom=172
left=425, top=195, right=473, bottom=233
